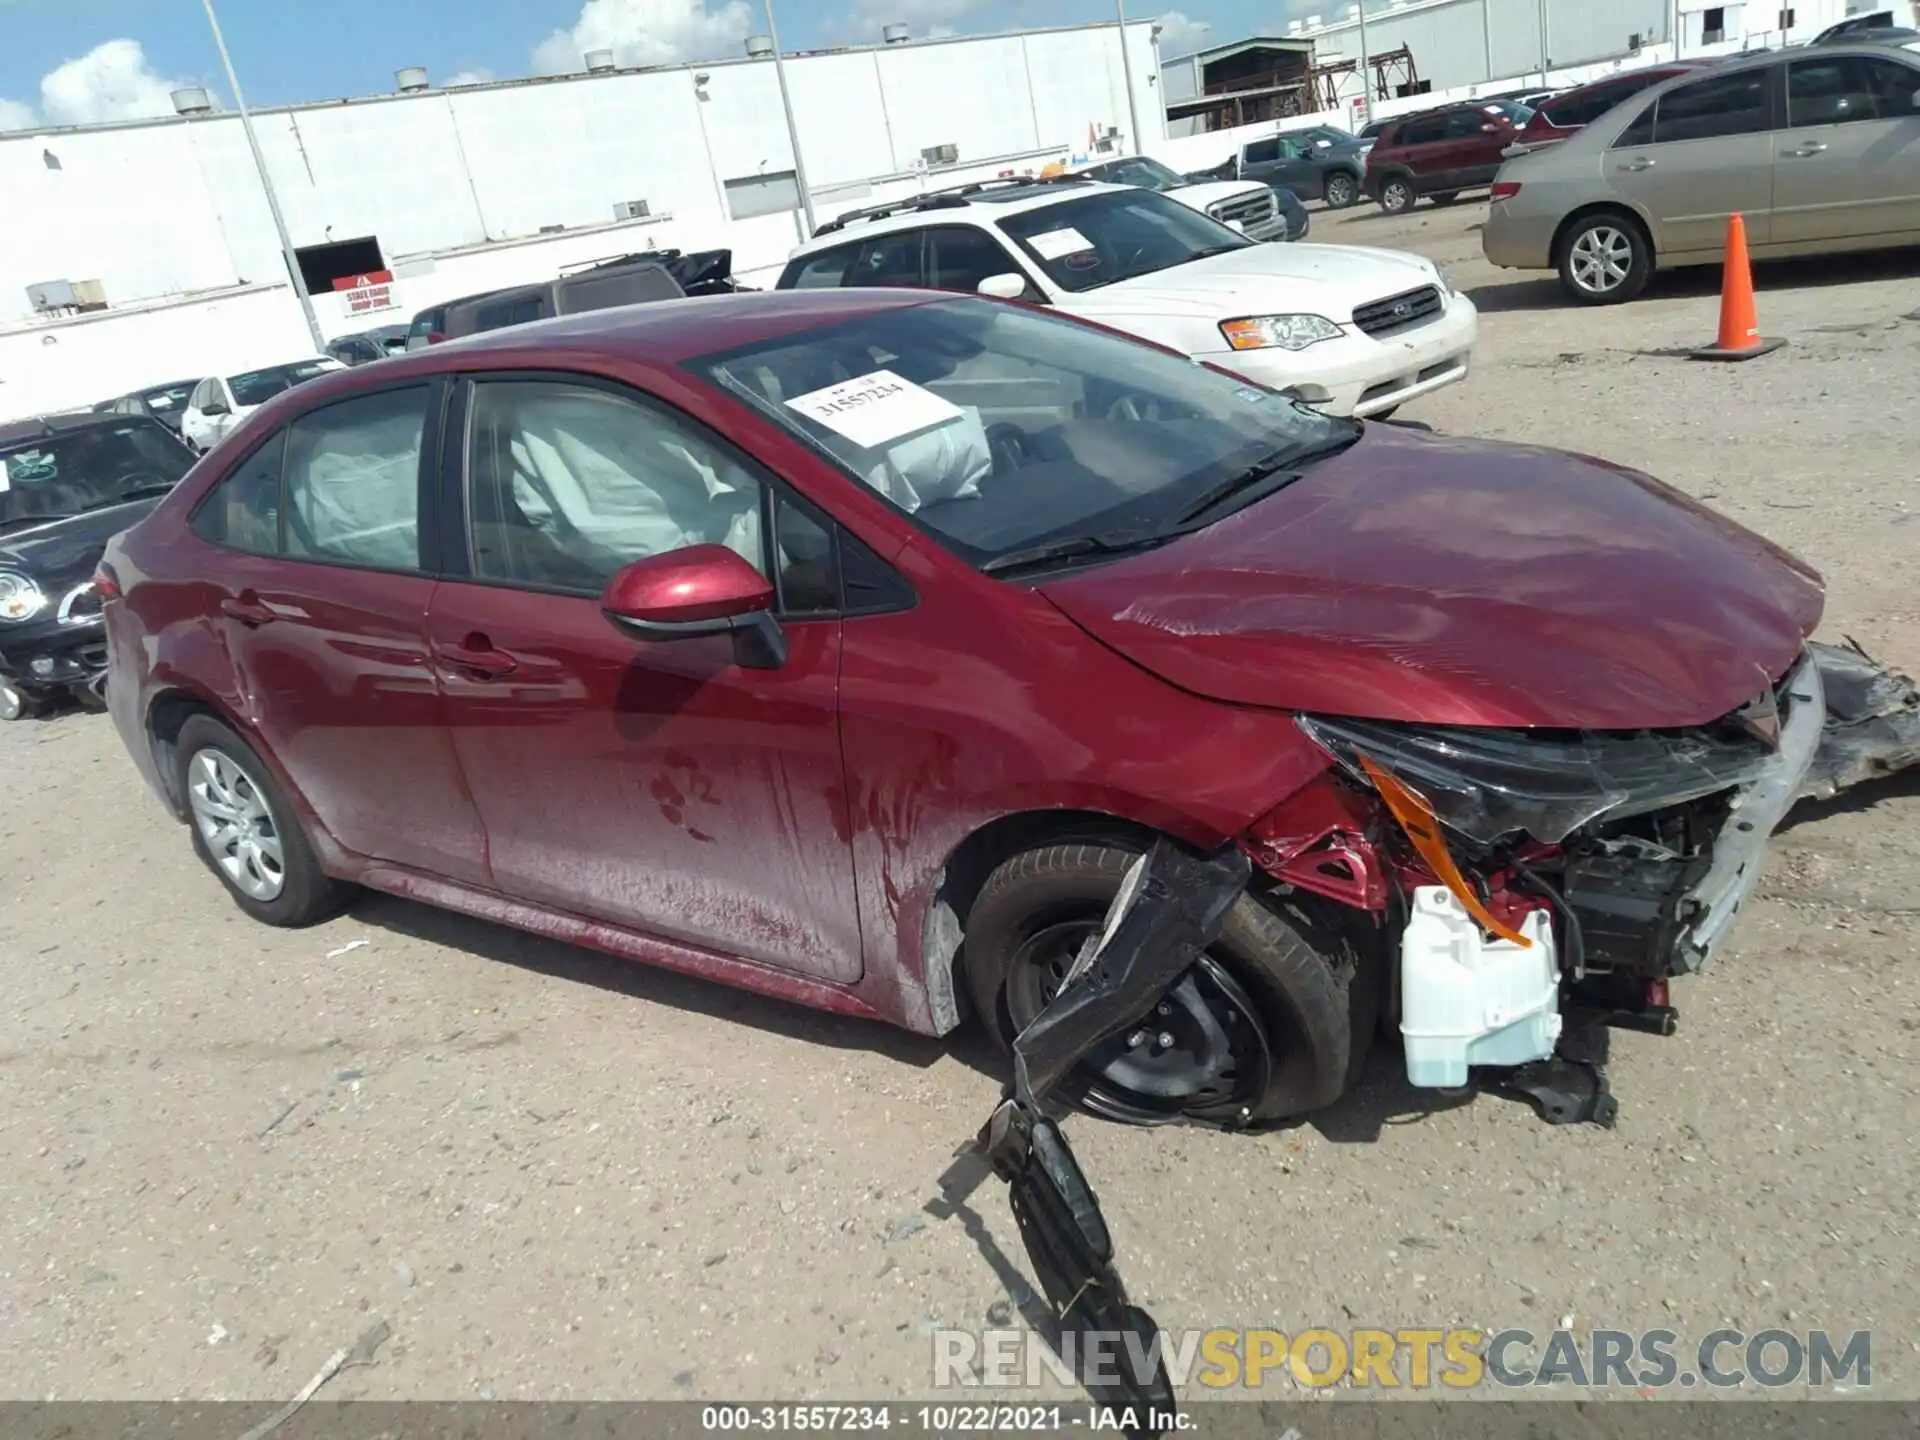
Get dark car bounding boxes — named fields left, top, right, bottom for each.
left=326, top=325, right=410, bottom=366
left=0, top=412, right=196, bottom=719
left=96, top=379, right=201, bottom=436
left=1065, top=154, right=1306, bottom=238
left=1186, top=125, right=1372, bottom=209
left=1812, top=9, right=1918, bottom=42
left=1505, top=64, right=1702, bottom=155
left=1364, top=98, right=1535, bottom=212
left=95, top=288, right=1920, bottom=1129
left=402, top=249, right=741, bottom=351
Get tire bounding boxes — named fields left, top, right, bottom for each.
left=174, top=714, right=348, bottom=926
left=1323, top=171, right=1359, bottom=209
left=0, top=675, right=37, bottom=722
left=1377, top=175, right=1416, bottom=214
left=964, top=840, right=1366, bottom=1126
left=1428, top=190, right=1461, bottom=207
left=1556, top=210, right=1652, bottom=305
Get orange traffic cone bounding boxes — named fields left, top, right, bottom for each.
left=1691, top=213, right=1784, bottom=362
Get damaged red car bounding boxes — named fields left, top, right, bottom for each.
left=98, top=290, right=1920, bottom=1126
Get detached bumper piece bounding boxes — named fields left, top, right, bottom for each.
left=973, top=841, right=1252, bottom=1440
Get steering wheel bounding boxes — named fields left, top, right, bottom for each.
left=1106, top=395, right=1171, bottom=423
left=986, top=423, right=1030, bottom=473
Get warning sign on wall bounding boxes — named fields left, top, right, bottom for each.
left=333, top=269, right=398, bottom=314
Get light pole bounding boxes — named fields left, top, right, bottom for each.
left=761, top=0, right=817, bottom=237
left=1355, top=0, right=1373, bottom=126
left=1115, top=0, right=1144, bottom=155
left=200, top=0, right=325, bottom=352
left=1671, top=0, right=1684, bottom=59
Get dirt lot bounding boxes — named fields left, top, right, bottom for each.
left=2, top=198, right=1916, bottom=1408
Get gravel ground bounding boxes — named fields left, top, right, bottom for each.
left=1, top=198, right=1916, bottom=1410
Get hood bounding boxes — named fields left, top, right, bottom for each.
left=1070, top=243, right=1441, bottom=325
left=1165, top=180, right=1271, bottom=211
left=1038, top=425, right=1823, bottom=730
left=0, top=498, right=162, bottom=589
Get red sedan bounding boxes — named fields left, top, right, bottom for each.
left=97, top=289, right=1905, bottom=1125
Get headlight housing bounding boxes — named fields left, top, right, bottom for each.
left=1219, top=314, right=1343, bottom=353
left=0, top=571, right=46, bottom=623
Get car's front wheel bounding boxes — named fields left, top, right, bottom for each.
left=1377, top=175, right=1416, bottom=214
left=174, top=714, right=348, bottom=926
left=1323, top=171, right=1358, bottom=209
left=964, top=840, right=1369, bottom=1126
left=1557, top=211, right=1652, bottom=305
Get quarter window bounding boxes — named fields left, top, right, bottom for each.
left=924, top=226, right=1022, bottom=293
left=281, top=387, right=429, bottom=571
left=191, top=433, right=285, bottom=555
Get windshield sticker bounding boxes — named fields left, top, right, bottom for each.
left=1026, top=226, right=1095, bottom=261
left=3, top=450, right=56, bottom=487
left=1233, top=386, right=1269, bottom=404
left=783, top=369, right=965, bottom=451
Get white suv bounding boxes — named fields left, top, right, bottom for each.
left=1061, top=154, right=1296, bottom=241
left=777, top=178, right=1477, bottom=418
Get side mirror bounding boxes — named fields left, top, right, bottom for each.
left=976, top=272, right=1029, bottom=300
left=201, top=399, right=231, bottom=417
left=600, top=544, right=787, bottom=669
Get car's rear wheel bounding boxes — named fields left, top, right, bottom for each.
left=1557, top=212, right=1652, bottom=305
left=175, top=714, right=348, bottom=926
left=1323, top=171, right=1358, bottom=209
left=964, top=841, right=1366, bottom=1126
left=1377, top=176, right=1416, bottom=214
left=1427, top=190, right=1461, bottom=206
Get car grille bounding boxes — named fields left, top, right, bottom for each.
left=1208, top=190, right=1277, bottom=228
left=1352, top=284, right=1443, bottom=337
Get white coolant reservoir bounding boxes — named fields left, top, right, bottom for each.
left=1400, top=885, right=1561, bottom=1089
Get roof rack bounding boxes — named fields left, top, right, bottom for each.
left=813, top=175, right=1096, bottom=235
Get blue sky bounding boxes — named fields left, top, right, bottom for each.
left=0, top=0, right=1307, bottom=127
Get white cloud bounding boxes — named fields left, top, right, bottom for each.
left=39, top=39, right=186, bottom=126
left=533, top=0, right=755, bottom=73
left=0, top=97, right=36, bottom=132
left=443, top=67, right=495, bottom=86
left=1155, top=9, right=1212, bottom=54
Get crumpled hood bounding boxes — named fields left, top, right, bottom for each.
left=1039, top=424, right=1824, bottom=729
left=1069, top=242, right=1441, bottom=326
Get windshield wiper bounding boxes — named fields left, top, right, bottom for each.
left=1173, top=452, right=1302, bottom=526
left=1184, top=243, right=1249, bottom=260
left=981, top=528, right=1169, bottom=577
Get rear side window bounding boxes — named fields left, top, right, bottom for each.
left=1242, top=138, right=1281, bottom=163
left=1644, top=68, right=1773, bottom=143
left=1541, top=78, right=1638, bottom=129
left=473, top=295, right=547, bottom=332
left=1394, top=115, right=1448, bottom=145
left=924, top=226, right=1021, bottom=293
left=1443, top=110, right=1490, bottom=138
left=850, top=232, right=924, bottom=287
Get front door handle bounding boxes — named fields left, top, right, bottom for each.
left=1788, top=141, right=1829, bottom=156
left=434, top=635, right=518, bottom=680
left=219, top=593, right=276, bottom=628
left=1620, top=156, right=1657, bottom=172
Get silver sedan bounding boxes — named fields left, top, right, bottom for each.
left=1482, top=41, right=1920, bottom=304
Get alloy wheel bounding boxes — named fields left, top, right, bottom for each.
left=1569, top=225, right=1636, bottom=296
left=187, top=747, right=287, bottom=901
left=1326, top=173, right=1355, bottom=208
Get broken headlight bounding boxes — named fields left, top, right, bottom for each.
left=1295, top=712, right=1777, bottom=845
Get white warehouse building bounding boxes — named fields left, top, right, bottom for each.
left=0, top=21, right=1161, bottom=421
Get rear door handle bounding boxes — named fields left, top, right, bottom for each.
left=434, top=636, right=518, bottom=680
left=1620, top=157, right=1657, bottom=172
left=219, top=594, right=276, bottom=628
left=1788, top=141, right=1829, bottom=156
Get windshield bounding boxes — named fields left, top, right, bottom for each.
left=688, top=297, right=1355, bottom=571
left=1081, top=156, right=1188, bottom=192
left=228, top=360, right=335, bottom=408
left=142, top=383, right=196, bottom=413
left=0, top=422, right=192, bottom=535
left=1482, top=100, right=1536, bottom=124
left=997, top=188, right=1252, bottom=294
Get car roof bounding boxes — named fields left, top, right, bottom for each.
left=799, top=177, right=1127, bottom=248
left=0, top=411, right=161, bottom=448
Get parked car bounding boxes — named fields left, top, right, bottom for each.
left=1365, top=99, right=1536, bottom=212
left=1484, top=42, right=1920, bottom=303
left=98, top=290, right=1920, bottom=1125
left=401, top=249, right=735, bottom=351
left=1812, top=9, right=1916, bottom=42
left=0, top=412, right=195, bottom=719
left=1184, top=125, right=1373, bottom=209
left=1504, top=64, right=1703, bottom=156
left=1053, top=154, right=1298, bottom=239
left=95, top=379, right=201, bottom=437
left=326, top=325, right=409, bottom=366
left=179, top=358, right=343, bottom=452
left=778, top=178, right=1475, bottom=418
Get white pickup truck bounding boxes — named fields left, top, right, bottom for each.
left=1057, top=154, right=1302, bottom=242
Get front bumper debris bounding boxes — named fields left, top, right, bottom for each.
left=951, top=841, right=1252, bottom=1439
left=1801, top=639, right=1920, bottom=800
